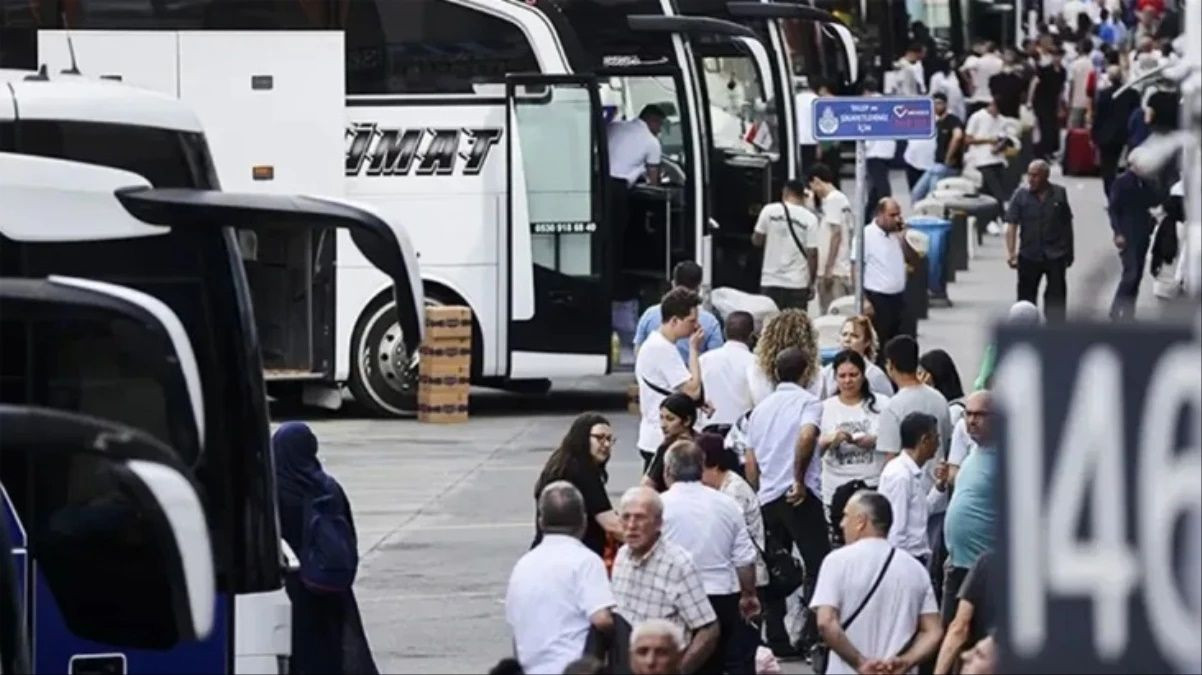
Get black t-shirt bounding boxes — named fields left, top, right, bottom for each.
left=532, top=463, right=613, bottom=557
left=1033, top=64, right=1066, bottom=110
left=957, top=551, right=996, bottom=645
left=934, top=114, right=964, bottom=168
left=989, top=71, right=1026, bottom=118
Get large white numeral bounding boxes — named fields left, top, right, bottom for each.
left=1044, top=348, right=1138, bottom=659
left=994, top=344, right=1046, bottom=655
left=1138, top=344, right=1202, bottom=673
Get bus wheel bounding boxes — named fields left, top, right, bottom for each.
left=349, top=293, right=432, bottom=417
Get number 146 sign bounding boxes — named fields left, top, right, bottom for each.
left=993, top=320, right=1201, bottom=674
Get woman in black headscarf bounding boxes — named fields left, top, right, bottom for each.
left=273, top=422, right=378, bottom=675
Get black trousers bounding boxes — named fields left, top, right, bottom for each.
left=1100, top=147, right=1123, bottom=202
left=905, top=165, right=925, bottom=191
left=1110, top=235, right=1151, bottom=321
left=1016, top=256, right=1067, bottom=322
left=609, top=177, right=636, bottom=301
left=703, top=593, right=758, bottom=675
left=761, top=491, right=830, bottom=649
left=1034, top=106, right=1060, bottom=159
left=762, top=286, right=812, bottom=311
left=978, top=164, right=1008, bottom=207
left=865, top=289, right=906, bottom=352
left=801, top=144, right=817, bottom=172
left=866, top=158, right=892, bottom=216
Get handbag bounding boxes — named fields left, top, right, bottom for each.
left=750, top=531, right=805, bottom=600
left=812, top=547, right=897, bottom=675
left=779, top=201, right=815, bottom=302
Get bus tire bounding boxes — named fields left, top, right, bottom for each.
left=348, top=292, right=431, bottom=417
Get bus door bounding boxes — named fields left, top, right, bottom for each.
left=505, top=74, right=612, bottom=377
left=0, top=277, right=220, bottom=673
left=1, top=404, right=218, bottom=673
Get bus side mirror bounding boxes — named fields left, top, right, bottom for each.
left=0, top=405, right=216, bottom=650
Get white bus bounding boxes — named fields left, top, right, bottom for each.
left=0, top=0, right=849, bottom=416
left=0, top=68, right=422, bottom=671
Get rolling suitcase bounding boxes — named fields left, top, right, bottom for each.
left=1063, top=128, right=1100, bottom=176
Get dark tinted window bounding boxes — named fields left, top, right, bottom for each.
left=8, top=121, right=214, bottom=188
left=344, top=0, right=539, bottom=94
left=0, top=447, right=186, bottom=648
left=10, top=0, right=328, bottom=29
left=0, top=307, right=202, bottom=466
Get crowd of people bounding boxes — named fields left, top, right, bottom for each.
left=872, top=0, right=1188, bottom=318
left=504, top=265, right=1022, bottom=674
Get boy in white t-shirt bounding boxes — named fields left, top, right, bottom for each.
left=753, top=178, right=820, bottom=311
left=807, top=163, right=854, bottom=313
left=634, top=287, right=708, bottom=469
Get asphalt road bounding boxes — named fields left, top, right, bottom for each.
left=290, top=169, right=1164, bottom=673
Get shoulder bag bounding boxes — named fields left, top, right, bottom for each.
left=780, top=202, right=816, bottom=302
left=749, top=530, right=804, bottom=601
left=812, top=547, right=897, bottom=674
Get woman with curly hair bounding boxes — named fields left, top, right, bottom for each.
left=746, top=309, right=820, bottom=405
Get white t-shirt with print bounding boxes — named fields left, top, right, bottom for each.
left=755, top=201, right=820, bottom=289
left=635, top=330, right=692, bottom=452
left=819, top=395, right=891, bottom=506
left=818, top=189, right=853, bottom=279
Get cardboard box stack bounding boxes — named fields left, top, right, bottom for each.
left=418, top=306, right=472, bottom=423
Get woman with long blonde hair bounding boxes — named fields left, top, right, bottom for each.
left=746, top=309, right=821, bottom=405
left=816, top=315, right=894, bottom=398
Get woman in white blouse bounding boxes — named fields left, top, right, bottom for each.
left=817, top=349, right=890, bottom=547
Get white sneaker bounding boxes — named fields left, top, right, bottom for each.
left=986, top=221, right=1002, bottom=236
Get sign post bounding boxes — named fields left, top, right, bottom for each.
left=812, top=96, right=935, bottom=315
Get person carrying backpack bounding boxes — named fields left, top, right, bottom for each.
left=273, top=422, right=378, bottom=675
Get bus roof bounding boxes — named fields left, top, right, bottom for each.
left=0, top=69, right=202, bottom=133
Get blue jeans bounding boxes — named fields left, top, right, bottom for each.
left=911, top=163, right=957, bottom=205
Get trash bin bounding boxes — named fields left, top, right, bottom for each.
left=820, top=346, right=841, bottom=366
left=904, top=254, right=929, bottom=321
left=937, top=193, right=1001, bottom=245
left=906, top=216, right=953, bottom=302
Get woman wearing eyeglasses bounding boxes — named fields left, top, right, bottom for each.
left=532, top=412, right=624, bottom=560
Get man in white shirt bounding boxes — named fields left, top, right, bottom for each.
left=796, top=76, right=819, bottom=169
left=699, top=311, right=756, bottom=431
left=753, top=179, right=819, bottom=310
left=661, top=441, right=761, bottom=674
left=634, top=287, right=707, bottom=470
left=960, top=42, right=1005, bottom=118
left=878, top=413, right=940, bottom=565
left=506, top=482, right=615, bottom=674
left=608, top=105, right=666, bottom=187
left=963, top=99, right=1012, bottom=209
left=853, top=198, right=920, bottom=351
left=744, top=347, right=828, bottom=657
left=812, top=490, right=943, bottom=674
left=1067, top=39, right=1095, bottom=129
left=807, top=163, right=854, bottom=313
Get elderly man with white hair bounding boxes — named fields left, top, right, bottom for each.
left=630, top=619, right=686, bottom=675
left=611, top=486, right=719, bottom=674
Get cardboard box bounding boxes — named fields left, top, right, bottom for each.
left=419, top=337, right=471, bottom=376
left=418, top=388, right=469, bottom=424
left=425, top=306, right=472, bottom=341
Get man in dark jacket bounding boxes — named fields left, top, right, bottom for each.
left=1108, top=168, right=1164, bottom=320
left=1091, top=67, right=1141, bottom=200
left=1004, top=160, right=1074, bottom=322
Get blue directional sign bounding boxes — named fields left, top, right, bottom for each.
left=812, top=96, right=936, bottom=141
